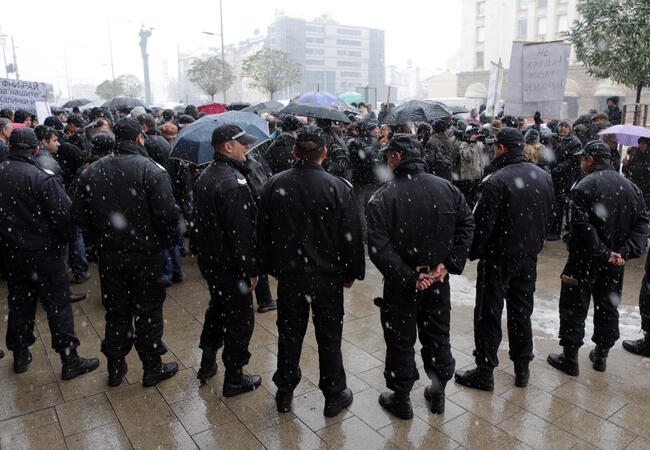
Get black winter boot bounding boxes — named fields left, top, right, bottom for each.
left=223, top=368, right=261, bottom=397
left=622, top=333, right=650, bottom=357
left=196, top=348, right=218, bottom=383
left=276, top=390, right=293, bottom=413
left=423, top=373, right=446, bottom=414
left=142, top=357, right=179, bottom=387
left=107, top=358, right=128, bottom=387
left=61, top=349, right=100, bottom=380
left=454, top=366, right=494, bottom=391
left=547, top=347, right=579, bottom=376
left=0, top=348, right=4, bottom=359
left=589, top=346, right=609, bottom=372
left=378, top=391, right=413, bottom=420
left=324, top=388, right=353, bottom=417
left=13, top=348, right=32, bottom=374
left=514, top=361, right=530, bottom=388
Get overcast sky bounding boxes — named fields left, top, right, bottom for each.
left=1, top=0, right=462, bottom=101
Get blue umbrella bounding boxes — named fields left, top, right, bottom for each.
left=293, top=91, right=348, bottom=109
left=339, top=91, right=363, bottom=104
left=170, top=111, right=271, bottom=166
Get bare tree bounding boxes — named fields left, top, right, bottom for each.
left=242, top=49, right=302, bottom=100
left=188, top=56, right=234, bottom=101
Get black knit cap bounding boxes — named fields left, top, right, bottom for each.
left=295, top=124, right=325, bottom=152
left=114, top=117, right=143, bottom=141
left=388, top=133, right=422, bottom=158
left=495, top=127, right=524, bottom=151
left=577, top=140, right=612, bottom=158
left=9, top=127, right=39, bottom=150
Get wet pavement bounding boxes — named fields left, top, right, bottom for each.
left=1, top=239, right=649, bottom=449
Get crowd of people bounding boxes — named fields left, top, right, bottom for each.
left=0, top=94, right=648, bottom=421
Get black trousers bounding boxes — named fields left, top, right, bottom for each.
left=550, top=181, right=569, bottom=235
left=3, top=250, right=80, bottom=354
left=455, top=179, right=480, bottom=209
left=473, top=257, right=537, bottom=368
left=98, top=251, right=167, bottom=364
left=198, top=261, right=254, bottom=372
left=559, top=253, right=624, bottom=350
left=273, top=273, right=346, bottom=398
left=254, top=274, right=273, bottom=306
left=380, top=278, right=455, bottom=394
left=638, top=252, right=650, bottom=333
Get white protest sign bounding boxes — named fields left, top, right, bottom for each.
left=34, top=101, right=51, bottom=123
left=523, top=42, right=570, bottom=102
left=485, top=61, right=504, bottom=118
left=0, top=78, right=47, bottom=115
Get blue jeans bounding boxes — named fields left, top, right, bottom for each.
left=164, top=218, right=184, bottom=280
left=69, top=229, right=88, bottom=280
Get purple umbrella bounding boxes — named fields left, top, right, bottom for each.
left=597, top=124, right=650, bottom=146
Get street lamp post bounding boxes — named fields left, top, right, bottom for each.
left=202, top=0, right=226, bottom=103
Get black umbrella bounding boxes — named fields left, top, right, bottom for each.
left=450, top=105, right=469, bottom=114
left=242, top=100, right=285, bottom=114
left=102, top=96, right=146, bottom=112
left=380, top=100, right=453, bottom=125
left=226, top=102, right=251, bottom=111
left=62, top=98, right=92, bottom=109
left=278, top=102, right=351, bottom=124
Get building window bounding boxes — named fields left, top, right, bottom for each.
left=340, top=71, right=362, bottom=78
left=305, top=59, right=325, bottom=66
left=477, top=1, right=486, bottom=17
left=337, top=39, right=362, bottom=46
left=519, top=0, right=528, bottom=9
left=337, top=28, right=361, bottom=36
left=306, top=25, right=325, bottom=33
left=476, top=51, right=484, bottom=69
left=477, top=26, right=485, bottom=42
left=537, top=17, right=547, bottom=35
left=557, top=14, right=568, bottom=32
left=538, top=0, right=548, bottom=7
left=306, top=48, right=325, bottom=55
left=557, top=0, right=568, bottom=3
left=337, top=50, right=361, bottom=57
left=337, top=60, right=361, bottom=67
left=518, top=19, right=528, bottom=37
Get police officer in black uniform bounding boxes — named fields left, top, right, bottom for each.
left=257, top=124, right=365, bottom=416
left=0, top=127, right=99, bottom=379
left=456, top=128, right=554, bottom=391
left=72, top=118, right=179, bottom=387
left=548, top=140, right=649, bottom=375
left=622, top=253, right=650, bottom=357
left=367, top=134, right=474, bottom=419
left=191, top=124, right=263, bottom=397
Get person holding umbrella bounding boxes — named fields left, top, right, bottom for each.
left=191, top=124, right=263, bottom=396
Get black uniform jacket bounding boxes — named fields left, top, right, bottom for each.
left=469, top=150, right=555, bottom=261
left=190, top=153, right=260, bottom=279
left=72, top=140, right=178, bottom=253
left=0, top=152, right=75, bottom=251
left=367, top=158, right=475, bottom=288
left=565, top=164, right=648, bottom=263
left=257, top=160, right=365, bottom=281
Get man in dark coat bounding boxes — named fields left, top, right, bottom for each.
left=424, top=119, right=454, bottom=181
left=264, top=114, right=301, bottom=174
left=190, top=124, right=263, bottom=397
left=548, top=140, right=648, bottom=376
left=455, top=128, right=554, bottom=391
left=66, top=114, right=89, bottom=152
left=73, top=118, right=180, bottom=387
left=547, top=119, right=582, bottom=240
left=257, top=124, right=365, bottom=416
left=607, top=96, right=622, bottom=125
left=0, top=128, right=99, bottom=379
left=623, top=137, right=650, bottom=209
left=0, top=117, right=12, bottom=162
left=348, top=119, right=380, bottom=240
left=368, top=133, right=474, bottom=419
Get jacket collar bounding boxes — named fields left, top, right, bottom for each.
left=8, top=152, right=38, bottom=165
left=393, top=158, right=427, bottom=178
left=490, top=149, right=527, bottom=171
left=591, top=163, right=614, bottom=173
left=114, top=139, right=148, bottom=157
left=294, top=160, right=324, bottom=172
left=213, top=152, right=250, bottom=175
